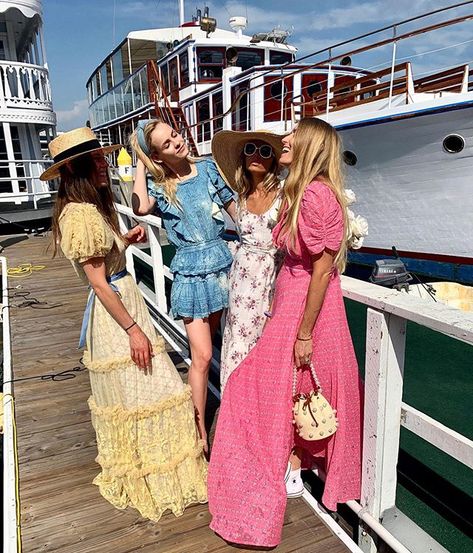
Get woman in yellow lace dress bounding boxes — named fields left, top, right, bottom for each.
left=40, top=128, right=207, bottom=521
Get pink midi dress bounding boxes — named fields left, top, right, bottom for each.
left=208, top=181, right=363, bottom=547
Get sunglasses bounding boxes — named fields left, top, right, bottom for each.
left=243, top=143, right=273, bottom=159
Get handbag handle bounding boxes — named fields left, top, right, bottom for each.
left=292, top=361, right=322, bottom=397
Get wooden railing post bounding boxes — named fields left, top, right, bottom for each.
left=359, top=308, right=406, bottom=552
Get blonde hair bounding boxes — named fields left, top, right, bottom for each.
left=233, top=148, right=280, bottom=200
left=129, top=118, right=195, bottom=206
left=280, top=117, right=348, bottom=273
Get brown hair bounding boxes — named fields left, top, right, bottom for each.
left=233, top=147, right=280, bottom=200
left=51, top=153, right=122, bottom=257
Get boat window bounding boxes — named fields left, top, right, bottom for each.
left=269, top=51, right=293, bottom=65
left=307, top=80, right=323, bottom=98
left=160, top=63, right=169, bottom=94
left=235, top=48, right=264, bottom=70
left=111, top=50, right=123, bottom=87
left=212, top=92, right=223, bottom=133
left=270, top=81, right=287, bottom=101
left=443, top=134, right=464, bottom=154
left=180, top=51, right=189, bottom=86
left=343, top=150, right=358, bottom=166
left=169, top=57, right=179, bottom=92
left=196, top=97, right=211, bottom=142
left=197, top=47, right=224, bottom=81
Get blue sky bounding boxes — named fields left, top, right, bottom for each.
left=42, top=1, right=473, bottom=131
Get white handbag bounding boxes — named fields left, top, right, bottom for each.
left=292, top=362, right=339, bottom=441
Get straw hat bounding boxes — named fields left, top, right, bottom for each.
left=211, top=130, right=283, bottom=187
left=40, top=127, right=122, bottom=181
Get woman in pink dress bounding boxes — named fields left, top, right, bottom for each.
left=208, top=118, right=362, bottom=548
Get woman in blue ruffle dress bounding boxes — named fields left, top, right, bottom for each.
left=131, top=119, right=236, bottom=453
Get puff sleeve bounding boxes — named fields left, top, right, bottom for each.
left=299, top=182, right=344, bottom=255
left=60, top=203, right=114, bottom=263
left=206, top=159, right=234, bottom=206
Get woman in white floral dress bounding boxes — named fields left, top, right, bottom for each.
left=212, top=130, right=283, bottom=392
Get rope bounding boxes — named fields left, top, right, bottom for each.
left=7, top=263, right=46, bottom=278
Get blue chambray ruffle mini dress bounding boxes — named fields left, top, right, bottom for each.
left=147, top=159, right=234, bottom=320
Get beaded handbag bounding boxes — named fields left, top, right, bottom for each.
left=292, top=362, right=339, bottom=441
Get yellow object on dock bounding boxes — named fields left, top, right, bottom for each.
left=409, top=282, right=473, bottom=312
left=117, top=147, right=132, bottom=182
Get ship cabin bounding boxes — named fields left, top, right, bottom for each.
left=86, top=12, right=375, bottom=158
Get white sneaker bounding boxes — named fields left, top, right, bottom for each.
left=285, top=463, right=304, bottom=498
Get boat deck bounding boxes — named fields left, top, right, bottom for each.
left=5, top=233, right=351, bottom=553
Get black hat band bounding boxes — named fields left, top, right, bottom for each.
left=53, top=139, right=102, bottom=163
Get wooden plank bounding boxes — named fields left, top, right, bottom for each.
left=401, top=403, right=473, bottom=469
left=4, top=234, right=351, bottom=553
left=341, top=275, right=473, bottom=345
left=359, top=308, right=406, bottom=553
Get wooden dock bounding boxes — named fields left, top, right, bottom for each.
left=4, top=233, right=350, bottom=553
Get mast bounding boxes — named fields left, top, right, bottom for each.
left=179, top=0, right=185, bottom=25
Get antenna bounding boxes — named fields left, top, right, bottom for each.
left=179, top=0, right=185, bottom=25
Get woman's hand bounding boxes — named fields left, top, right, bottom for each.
left=125, top=225, right=147, bottom=244
left=294, top=337, right=313, bottom=368
left=128, top=325, right=154, bottom=374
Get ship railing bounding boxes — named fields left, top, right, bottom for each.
left=114, top=201, right=473, bottom=553
left=0, top=61, right=52, bottom=111
left=0, top=159, right=54, bottom=208
left=1, top=256, right=18, bottom=553
left=182, top=4, right=473, bottom=145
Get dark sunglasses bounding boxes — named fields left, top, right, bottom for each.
left=243, top=142, right=273, bottom=159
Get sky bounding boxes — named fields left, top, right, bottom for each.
left=42, top=1, right=473, bottom=131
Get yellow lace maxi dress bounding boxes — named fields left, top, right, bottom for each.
left=59, top=202, right=208, bottom=520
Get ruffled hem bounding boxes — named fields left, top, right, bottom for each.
left=170, top=238, right=232, bottom=276
left=171, top=270, right=229, bottom=319
left=89, top=384, right=208, bottom=521
left=83, top=338, right=166, bottom=372
left=88, top=385, right=192, bottom=420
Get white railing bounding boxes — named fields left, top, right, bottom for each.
left=0, top=61, right=52, bottom=111
left=114, top=202, right=473, bottom=553
left=1, top=256, right=18, bottom=553
left=0, top=159, right=54, bottom=207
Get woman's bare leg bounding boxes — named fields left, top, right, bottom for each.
left=289, top=446, right=303, bottom=470
left=185, top=310, right=222, bottom=452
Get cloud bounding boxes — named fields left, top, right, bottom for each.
left=56, top=99, right=89, bottom=131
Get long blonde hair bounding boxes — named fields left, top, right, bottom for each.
left=234, top=149, right=280, bottom=200
left=280, top=118, right=348, bottom=273
left=129, top=118, right=194, bottom=206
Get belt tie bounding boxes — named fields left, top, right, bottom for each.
left=79, top=269, right=128, bottom=349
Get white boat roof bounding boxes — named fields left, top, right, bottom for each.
left=126, top=26, right=297, bottom=51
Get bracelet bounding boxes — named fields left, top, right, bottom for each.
left=296, top=335, right=312, bottom=341
left=124, top=321, right=137, bottom=333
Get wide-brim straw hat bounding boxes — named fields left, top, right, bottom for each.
left=40, top=127, right=122, bottom=181
left=211, top=130, right=284, bottom=187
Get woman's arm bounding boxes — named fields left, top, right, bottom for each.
left=132, top=158, right=156, bottom=216
left=82, top=257, right=153, bottom=372
left=294, top=250, right=334, bottom=367
left=224, top=199, right=237, bottom=222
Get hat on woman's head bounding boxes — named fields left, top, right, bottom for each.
left=40, top=127, right=122, bottom=181
left=211, top=130, right=283, bottom=187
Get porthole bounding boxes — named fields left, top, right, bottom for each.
left=270, top=81, right=287, bottom=101
left=343, top=150, right=358, bottom=166
left=443, top=134, right=464, bottom=154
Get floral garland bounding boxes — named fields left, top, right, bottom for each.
left=345, top=188, right=369, bottom=249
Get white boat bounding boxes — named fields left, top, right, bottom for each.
left=85, top=3, right=473, bottom=283
left=0, top=0, right=56, bottom=231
